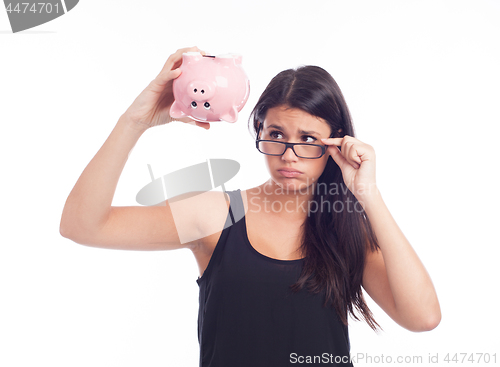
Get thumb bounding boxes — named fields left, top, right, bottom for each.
left=328, top=145, right=348, bottom=169
left=181, top=119, right=211, bottom=130
left=195, top=121, right=211, bottom=130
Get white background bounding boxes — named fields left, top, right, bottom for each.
left=1, top=1, right=499, bottom=366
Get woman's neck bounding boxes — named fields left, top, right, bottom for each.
left=248, top=179, right=314, bottom=222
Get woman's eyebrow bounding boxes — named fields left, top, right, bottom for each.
left=267, top=124, right=320, bottom=136
left=299, top=129, right=320, bottom=136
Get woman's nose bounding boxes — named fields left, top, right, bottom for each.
left=281, top=146, right=298, bottom=162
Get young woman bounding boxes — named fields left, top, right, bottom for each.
left=60, top=46, right=441, bottom=366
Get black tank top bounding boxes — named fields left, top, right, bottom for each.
left=196, top=189, right=353, bottom=367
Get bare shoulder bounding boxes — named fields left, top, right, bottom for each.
left=191, top=188, right=252, bottom=243
left=187, top=190, right=233, bottom=278
left=168, top=190, right=230, bottom=247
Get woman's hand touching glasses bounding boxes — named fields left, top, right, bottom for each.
left=321, top=136, right=378, bottom=203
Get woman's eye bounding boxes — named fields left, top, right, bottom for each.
left=269, top=131, right=283, bottom=139
left=303, top=135, right=316, bottom=143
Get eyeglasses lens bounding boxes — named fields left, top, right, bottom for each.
left=258, top=141, right=322, bottom=158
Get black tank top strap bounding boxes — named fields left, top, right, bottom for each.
left=196, top=189, right=242, bottom=286
left=223, top=189, right=245, bottom=227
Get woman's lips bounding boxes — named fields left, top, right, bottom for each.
left=277, top=169, right=303, bottom=178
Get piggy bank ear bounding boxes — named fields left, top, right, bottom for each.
left=232, top=54, right=243, bottom=65
left=183, top=51, right=203, bottom=62
left=170, top=101, right=187, bottom=119
left=220, top=107, right=238, bottom=123
left=217, top=53, right=242, bottom=65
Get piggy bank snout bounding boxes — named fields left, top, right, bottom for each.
left=187, top=81, right=215, bottom=101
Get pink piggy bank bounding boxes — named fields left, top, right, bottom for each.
left=170, top=52, right=250, bottom=123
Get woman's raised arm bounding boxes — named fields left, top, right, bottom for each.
left=59, top=46, right=218, bottom=251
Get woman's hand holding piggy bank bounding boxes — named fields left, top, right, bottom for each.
left=122, top=46, right=212, bottom=131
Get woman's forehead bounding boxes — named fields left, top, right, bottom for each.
left=263, top=106, right=330, bottom=134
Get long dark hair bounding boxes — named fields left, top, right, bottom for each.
left=248, top=66, right=382, bottom=331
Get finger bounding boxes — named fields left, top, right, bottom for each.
left=328, top=144, right=352, bottom=170
left=171, top=46, right=207, bottom=71
left=322, top=137, right=359, bottom=167
left=321, top=135, right=355, bottom=146
left=349, top=146, right=362, bottom=165
left=321, top=137, right=343, bottom=146
left=346, top=149, right=361, bottom=169
left=195, top=121, right=211, bottom=130
left=329, top=141, right=360, bottom=170
left=161, top=46, right=202, bottom=74
left=182, top=119, right=211, bottom=130
left=343, top=141, right=362, bottom=169
left=341, top=138, right=352, bottom=155
left=344, top=142, right=359, bottom=163
left=155, top=67, right=182, bottom=86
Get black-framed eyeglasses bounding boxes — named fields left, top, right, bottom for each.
left=255, top=122, right=327, bottom=159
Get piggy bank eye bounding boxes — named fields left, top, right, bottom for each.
left=191, top=101, right=198, bottom=109
left=204, top=102, right=210, bottom=110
